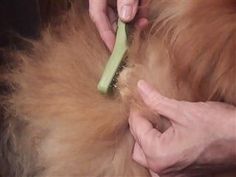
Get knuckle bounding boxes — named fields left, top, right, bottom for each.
left=88, top=9, right=100, bottom=23
left=148, top=157, right=167, bottom=173
left=89, top=10, right=95, bottom=21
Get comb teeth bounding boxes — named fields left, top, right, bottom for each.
left=109, top=58, right=127, bottom=91
left=97, top=19, right=128, bottom=94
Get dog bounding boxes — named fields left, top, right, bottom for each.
left=0, top=0, right=235, bottom=177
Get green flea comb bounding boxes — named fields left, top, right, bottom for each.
left=97, top=19, right=128, bottom=94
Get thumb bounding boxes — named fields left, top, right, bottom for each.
left=137, top=80, right=181, bottom=123
left=117, top=0, right=139, bottom=22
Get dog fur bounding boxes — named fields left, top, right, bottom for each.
left=0, top=0, right=236, bottom=177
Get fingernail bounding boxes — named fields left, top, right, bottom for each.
left=121, top=5, right=133, bottom=21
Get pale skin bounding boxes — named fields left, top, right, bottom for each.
left=129, top=80, right=236, bottom=177
left=89, top=1, right=236, bottom=176
left=89, top=0, right=148, bottom=51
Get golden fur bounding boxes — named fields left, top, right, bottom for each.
left=0, top=0, right=236, bottom=177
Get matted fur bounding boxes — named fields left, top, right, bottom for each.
left=0, top=0, right=236, bottom=177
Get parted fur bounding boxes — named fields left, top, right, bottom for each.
left=0, top=0, right=236, bottom=177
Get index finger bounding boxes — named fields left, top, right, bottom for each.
left=137, top=80, right=183, bottom=123
left=89, top=0, right=115, bottom=50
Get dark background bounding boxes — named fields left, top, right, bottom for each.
left=0, top=0, right=70, bottom=73
left=0, top=0, right=70, bottom=47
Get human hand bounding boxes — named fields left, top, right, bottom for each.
left=89, top=0, right=148, bottom=51
left=129, top=80, right=236, bottom=177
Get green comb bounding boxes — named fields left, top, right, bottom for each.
left=97, top=19, right=128, bottom=94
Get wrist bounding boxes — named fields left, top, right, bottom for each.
left=198, top=107, right=236, bottom=166
left=218, top=108, right=236, bottom=164
left=227, top=108, right=236, bottom=161
left=222, top=107, right=236, bottom=162
left=225, top=108, right=236, bottom=141
left=198, top=139, right=236, bottom=167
